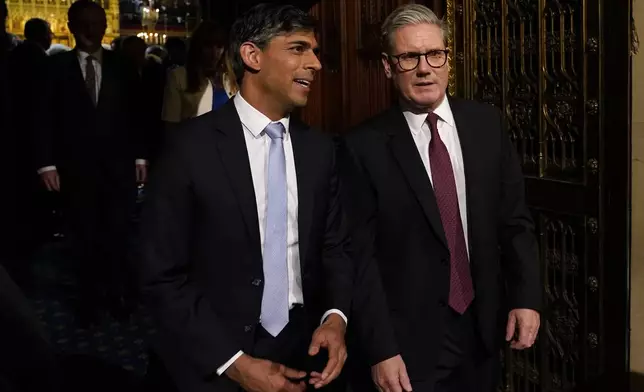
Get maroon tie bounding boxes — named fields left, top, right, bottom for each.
left=427, top=112, right=474, bottom=314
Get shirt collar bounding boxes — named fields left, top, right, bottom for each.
left=233, top=93, right=290, bottom=140
left=402, top=96, right=455, bottom=134
left=77, top=47, right=103, bottom=63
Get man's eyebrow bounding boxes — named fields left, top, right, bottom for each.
left=286, top=40, right=320, bottom=53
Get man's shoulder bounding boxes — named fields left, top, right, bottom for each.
left=344, top=107, right=401, bottom=144
left=48, top=49, right=75, bottom=65
left=173, top=112, right=217, bottom=139
left=448, top=97, right=501, bottom=120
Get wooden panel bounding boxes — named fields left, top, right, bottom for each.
left=203, top=0, right=444, bottom=131
left=299, top=0, right=444, bottom=131
left=450, top=0, right=631, bottom=390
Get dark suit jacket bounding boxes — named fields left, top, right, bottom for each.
left=34, top=48, right=145, bottom=183
left=339, top=97, right=541, bottom=381
left=138, top=100, right=354, bottom=392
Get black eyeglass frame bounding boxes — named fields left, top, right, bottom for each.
left=386, top=49, right=450, bottom=71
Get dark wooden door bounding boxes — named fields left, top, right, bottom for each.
left=447, top=0, right=631, bottom=390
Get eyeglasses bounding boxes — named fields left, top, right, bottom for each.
left=388, top=49, right=449, bottom=71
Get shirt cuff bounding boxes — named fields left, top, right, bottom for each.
left=135, top=159, right=148, bottom=165
left=321, top=309, right=348, bottom=326
left=37, top=166, right=57, bottom=174
left=216, top=350, right=244, bottom=376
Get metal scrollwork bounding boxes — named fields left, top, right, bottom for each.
left=587, top=158, right=599, bottom=175
left=586, top=100, right=599, bottom=115
left=587, top=217, right=598, bottom=234
left=587, top=37, right=599, bottom=53
left=587, top=333, right=599, bottom=349
left=446, top=0, right=457, bottom=96
left=587, top=276, right=599, bottom=293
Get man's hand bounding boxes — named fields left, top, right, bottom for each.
left=308, top=313, right=347, bottom=389
left=506, top=308, right=540, bottom=350
left=225, top=354, right=307, bottom=392
left=136, top=163, right=148, bottom=183
left=371, top=354, right=412, bottom=392
left=40, top=170, right=60, bottom=192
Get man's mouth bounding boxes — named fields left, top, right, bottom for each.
left=416, top=81, right=434, bottom=86
left=294, top=79, right=312, bottom=87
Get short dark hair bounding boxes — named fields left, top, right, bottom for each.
left=229, top=3, right=317, bottom=83
left=68, top=0, right=104, bottom=24
left=24, top=18, right=49, bottom=42
left=1, top=0, right=7, bottom=22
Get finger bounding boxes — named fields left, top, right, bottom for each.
left=308, top=333, right=323, bottom=356
left=386, top=378, right=403, bottom=392
left=399, top=367, right=413, bottom=392
left=281, top=378, right=306, bottom=392
left=320, top=343, right=341, bottom=380
left=281, top=365, right=307, bottom=380
left=518, top=324, right=531, bottom=347
left=506, top=314, right=516, bottom=341
left=54, top=174, right=60, bottom=191
left=314, top=354, right=344, bottom=389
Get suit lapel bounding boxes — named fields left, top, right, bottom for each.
left=448, top=97, right=477, bottom=254
left=212, top=101, right=262, bottom=259
left=97, top=49, right=113, bottom=108
left=290, top=117, right=314, bottom=268
left=384, top=108, right=449, bottom=250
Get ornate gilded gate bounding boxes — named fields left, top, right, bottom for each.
left=446, top=0, right=632, bottom=391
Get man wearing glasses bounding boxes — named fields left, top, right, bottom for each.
left=339, top=4, right=541, bottom=392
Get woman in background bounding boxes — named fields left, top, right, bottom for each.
left=161, top=21, right=237, bottom=124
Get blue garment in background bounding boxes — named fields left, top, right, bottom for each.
left=212, top=85, right=229, bottom=111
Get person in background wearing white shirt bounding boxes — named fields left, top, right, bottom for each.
left=338, top=4, right=541, bottom=392
left=138, top=3, right=352, bottom=392
left=33, top=0, right=147, bottom=327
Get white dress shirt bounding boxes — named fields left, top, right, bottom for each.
left=402, top=97, right=470, bottom=253
left=37, top=48, right=146, bottom=174
left=216, top=93, right=347, bottom=375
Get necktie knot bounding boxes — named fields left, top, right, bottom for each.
left=427, top=112, right=440, bottom=138
left=265, top=122, right=285, bottom=140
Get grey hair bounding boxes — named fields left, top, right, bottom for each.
left=381, top=4, right=450, bottom=53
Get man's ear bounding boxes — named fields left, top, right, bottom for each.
left=381, top=53, right=393, bottom=79
left=239, top=41, right=262, bottom=73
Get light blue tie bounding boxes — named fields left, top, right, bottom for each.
left=260, top=121, right=289, bottom=337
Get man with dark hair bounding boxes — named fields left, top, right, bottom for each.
left=139, top=3, right=351, bottom=392
left=24, top=18, right=52, bottom=50
left=5, top=18, right=53, bottom=284
left=34, top=0, right=147, bottom=326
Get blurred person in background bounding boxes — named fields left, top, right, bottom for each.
left=4, top=18, right=54, bottom=287
left=163, top=36, right=185, bottom=69
left=33, top=0, right=146, bottom=327
left=161, top=21, right=237, bottom=125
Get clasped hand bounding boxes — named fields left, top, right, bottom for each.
left=226, top=314, right=347, bottom=391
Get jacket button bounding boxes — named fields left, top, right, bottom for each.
left=252, top=278, right=262, bottom=286
left=441, top=258, right=449, bottom=265
left=244, top=325, right=253, bottom=332
left=439, top=300, right=447, bottom=308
